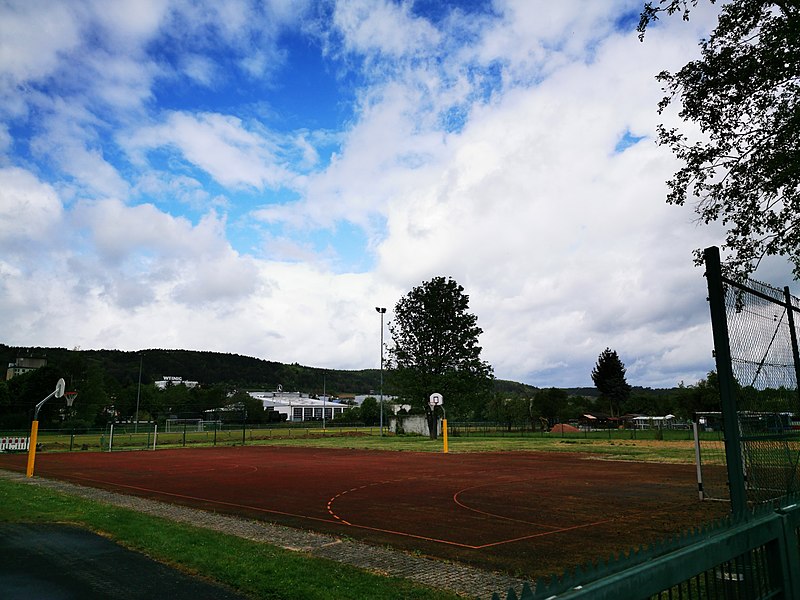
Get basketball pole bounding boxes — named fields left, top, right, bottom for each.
left=26, top=378, right=66, bottom=478
left=442, top=407, right=448, bottom=454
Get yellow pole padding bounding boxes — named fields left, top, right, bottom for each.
left=442, top=418, right=448, bottom=453
left=26, top=420, right=39, bottom=478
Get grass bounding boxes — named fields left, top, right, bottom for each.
left=0, top=478, right=463, bottom=600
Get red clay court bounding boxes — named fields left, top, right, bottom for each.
left=0, top=446, right=727, bottom=577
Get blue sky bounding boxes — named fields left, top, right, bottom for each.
left=1, top=0, right=797, bottom=388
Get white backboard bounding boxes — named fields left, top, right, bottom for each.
left=429, top=392, right=443, bottom=407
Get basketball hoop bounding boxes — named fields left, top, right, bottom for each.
left=65, top=392, right=78, bottom=408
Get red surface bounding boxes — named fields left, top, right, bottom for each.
left=0, top=447, right=727, bottom=576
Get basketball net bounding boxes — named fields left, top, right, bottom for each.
left=65, top=392, right=78, bottom=407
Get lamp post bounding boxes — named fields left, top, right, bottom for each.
left=375, top=307, right=386, bottom=436
left=134, top=354, right=142, bottom=434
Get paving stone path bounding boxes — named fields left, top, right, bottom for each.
left=0, top=470, right=529, bottom=599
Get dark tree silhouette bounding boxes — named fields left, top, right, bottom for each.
left=591, top=348, right=632, bottom=418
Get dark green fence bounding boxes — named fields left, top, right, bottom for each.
left=494, top=497, right=800, bottom=600
left=705, top=246, right=800, bottom=512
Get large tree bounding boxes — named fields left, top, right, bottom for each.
left=639, top=0, right=800, bottom=279
left=591, top=348, right=632, bottom=418
left=387, top=276, right=493, bottom=439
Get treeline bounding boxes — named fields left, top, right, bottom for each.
left=0, top=345, right=386, bottom=429
left=484, top=377, right=723, bottom=430
left=0, top=344, right=728, bottom=431
left=0, top=345, right=535, bottom=429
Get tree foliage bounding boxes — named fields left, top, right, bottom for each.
left=591, top=348, right=632, bottom=417
left=639, top=0, right=800, bottom=278
left=387, top=276, right=493, bottom=438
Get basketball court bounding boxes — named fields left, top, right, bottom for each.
left=0, top=446, right=727, bottom=577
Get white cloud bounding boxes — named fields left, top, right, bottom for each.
left=333, top=0, right=441, bottom=58
left=0, top=167, right=64, bottom=247
left=128, top=111, right=293, bottom=189
left=0, top=1, right=84, bottom=83
left=181, top=54, right=218, bottom=88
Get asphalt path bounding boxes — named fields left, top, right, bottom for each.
left=0, top=523, right=248, bottom=600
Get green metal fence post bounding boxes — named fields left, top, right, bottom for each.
left=784, top=286, right=800, bottom=408
left=704, top=246, right=747, bottom=515
left=775, top=503, right=800, bottom=599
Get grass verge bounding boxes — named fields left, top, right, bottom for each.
left=0, top=478, right=463, bottom=600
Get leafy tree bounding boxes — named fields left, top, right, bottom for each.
left=675, top=371, right=722, bottom=418
left=532, top=388, right=568, bottom=426
left=359, top=396, right=380, bottom=425
left=591, top=348, right=632, bottom=417
left=560, top=394, right=596, bottom=423
left=484, top=393, right=533, bottom=431
left=228, top=390, right=266, bottom=423
left=387, top=276, right=494, bottom=439
left=638, top=0, right=800, bottom=279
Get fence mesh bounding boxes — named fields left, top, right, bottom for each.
left=723, top=277, right=800, bottom=505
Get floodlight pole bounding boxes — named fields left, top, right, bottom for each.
left=376, top=307, right=386, bottom=436
left=26, top=378, right=66, bottom=478
left=135, top=354, right=142, bottom=434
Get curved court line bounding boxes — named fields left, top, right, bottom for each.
left=325, top=478, right=618, bottom=550
left=68, top=473, right=483, bottom=549
left=326, top=479, right=409, bottom=525
left=452, top=479, right=564, bottom=530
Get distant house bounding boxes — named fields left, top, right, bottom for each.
left=154, top=376, right=199, bottom=390
left=578, top=412, right=622, bottom=430
left=630, top=414, right=687, bottom=430
left=6, top=356, right=47, bottom=380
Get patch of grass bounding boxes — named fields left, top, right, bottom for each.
left=0, top=478, right=462, bottom=600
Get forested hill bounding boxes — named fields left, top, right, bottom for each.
left=1, top=344, right=537, bottom=397
left=1, top=344, right=381, bottom=395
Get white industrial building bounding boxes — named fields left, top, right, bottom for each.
left=248, top=389, right=348, bottom=422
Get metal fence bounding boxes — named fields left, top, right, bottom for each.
left=493, top=496, right=800, bottom=600
left=0, top=422, right=385, bottom=453
left=705, top=246, right=800, bottom=512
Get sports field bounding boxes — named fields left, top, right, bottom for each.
left=0, top=446, right=727, bottom=577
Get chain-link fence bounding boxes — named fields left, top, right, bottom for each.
left=705, top=247, right=800, bottom=511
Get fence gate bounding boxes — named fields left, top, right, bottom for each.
left=704, top=246, right=800, bottom=514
